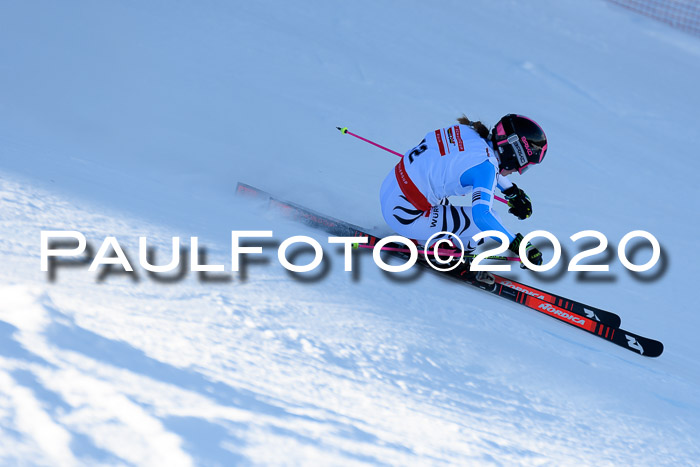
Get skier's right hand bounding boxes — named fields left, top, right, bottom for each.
left=509, top=233, right=543, bottom=269
left=502, top=184, right=532, bottom=220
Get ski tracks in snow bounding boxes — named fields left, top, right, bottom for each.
left=1, top=174, right=700, bottom=465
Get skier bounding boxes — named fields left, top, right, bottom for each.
left=379, top=114, right=547, bottom=283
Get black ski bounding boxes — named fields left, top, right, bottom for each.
left=236, top=182, right=621, bottom=327
left=236, top=182, right=663, bottom=357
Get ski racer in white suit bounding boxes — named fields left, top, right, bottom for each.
left=379, top=114, right=548, bottom=277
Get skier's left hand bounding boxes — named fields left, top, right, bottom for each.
left=502, top=184, right=532, bottom=220
left=520, top=245, right=543, bottom=269
left=509, top=233, right=543, bottom=269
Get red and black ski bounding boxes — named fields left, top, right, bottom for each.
left=236, top=182, right=663, bottom=357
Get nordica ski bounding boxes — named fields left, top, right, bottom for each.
left=236, top=182, right=662, bottom=357
left=236, top=182, right=620, bottom=327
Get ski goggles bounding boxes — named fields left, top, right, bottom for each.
left=495, top=122, right=545, bottom=174
left=495, top=129, right=533, bottom=174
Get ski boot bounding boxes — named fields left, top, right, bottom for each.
left=425, top=247, right=495, bottom=286
left=455, top=257, right=495, bottom=286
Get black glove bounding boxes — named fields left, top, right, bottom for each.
left=502, top=184, right=532, bottom=220
left=509, top=233, right=543, bottom=269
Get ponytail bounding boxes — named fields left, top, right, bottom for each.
left=457, top=114, right=490, bottom=140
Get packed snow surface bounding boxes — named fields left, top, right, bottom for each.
left=1, top=0, right=699, bottom=464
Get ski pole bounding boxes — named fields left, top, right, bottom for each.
left=353, top=242, right=522, bottom=262
left=337, top=126, right=404, bottom=157
left=337, top=126, right=508, bottom=205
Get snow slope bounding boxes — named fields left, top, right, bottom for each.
left=1, top=0, right=700, bottom=464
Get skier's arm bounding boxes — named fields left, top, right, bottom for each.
left=496, top=173, right=514, bottom=192
left=459, top=161, right=516, bottom=242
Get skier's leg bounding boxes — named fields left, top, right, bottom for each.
left=380, top=172, right=450, bottom=243
left=380, top=174, right=493, bottom=284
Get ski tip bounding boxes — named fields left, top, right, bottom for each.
left=337, top=126, right=348, bottom=134
left=648, top=341, right=664, bottom=358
